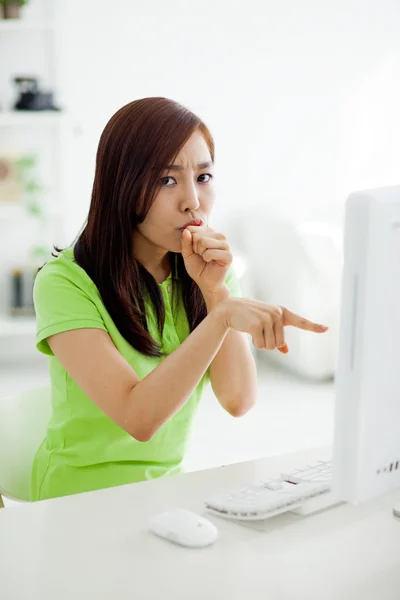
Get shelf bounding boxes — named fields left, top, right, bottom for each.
left=0, top=110, right=64, bottom=127
left=0, top=316, right=36, bottom=337
left=0, top=20, right=55, bottom=33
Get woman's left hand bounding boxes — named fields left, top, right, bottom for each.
left=181, top=225, right=232, bottom=295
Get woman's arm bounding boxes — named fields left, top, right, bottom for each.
left=204, top=286, right=258, bottom=417
left=48, top=308, right=229, bottom=442
left=48, top=295, right=324, bottom=442
left=180, top=227, right=258, bottom=416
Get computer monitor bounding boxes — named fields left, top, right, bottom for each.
left=333, top=184, right=400, bottom=504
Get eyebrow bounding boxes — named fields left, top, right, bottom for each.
left=165, top=160, right=213, bottom=171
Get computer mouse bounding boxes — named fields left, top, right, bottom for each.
left=149, top=508, right=218, bottom=548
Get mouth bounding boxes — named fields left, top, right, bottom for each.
left=178, top=219, right=204, bottom=231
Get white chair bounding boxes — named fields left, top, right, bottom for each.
left=0, top=385, right=51, bottom=507
left=226, top=211, right=342, bottom=380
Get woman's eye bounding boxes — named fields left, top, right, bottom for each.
left=160, top=176, right=176, bottom=186
left=198, top=173, right=213, bottom=183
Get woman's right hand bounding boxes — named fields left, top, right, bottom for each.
left=215, top=297, right=328, bottom=353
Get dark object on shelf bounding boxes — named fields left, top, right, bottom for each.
left=8, top=267, right=36, bottom=317
left=11, top=269, right=23, bottom=313
left=13, top=77, right=60, bottom=112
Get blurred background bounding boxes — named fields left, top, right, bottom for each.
left=0, top=0, right=399, bottom=476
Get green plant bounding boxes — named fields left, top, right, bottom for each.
left=15, top=154, right=51, bottom=264
left=15, top=154, right=44, bottom=217
left=0, top=1, right=29, bottom=6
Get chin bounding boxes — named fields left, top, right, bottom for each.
left=153, top=237, right=181, bottom=254
left=170, top=241, right=183, bottom=254
left=164, top=234, right=183, bottom=254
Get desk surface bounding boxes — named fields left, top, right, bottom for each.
left=1, top=446, right=400, bottom=600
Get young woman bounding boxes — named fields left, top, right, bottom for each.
left=31, top=97, right=327, bottom=501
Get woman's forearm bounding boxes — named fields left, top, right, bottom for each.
left=205, top=287, right=258, bottom=417
left=209, top=329, right=257, bottom=416
left=127, top=307, right=229, bottom=440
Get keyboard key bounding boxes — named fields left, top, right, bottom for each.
left=264, top=480, right=282, bottom=491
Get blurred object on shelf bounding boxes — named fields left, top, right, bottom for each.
left=0, top=154, right=23, bottom=204
left=14, top=153, right=44, bottom=217
left=1, top=0, right=29, bottom=20
left=13, top=76, right=60, bottom=111
left=14, top=154, right=52, bottom=265
left=7, top=266, right=37, bottom=317
left=0, top=152, right=45, bottom=211
left=0, top=152, right=52, bottom=265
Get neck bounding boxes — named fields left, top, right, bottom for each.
left=132, top=231, right=171, bottom=283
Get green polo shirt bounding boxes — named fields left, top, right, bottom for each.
left=30, top=247, right=240, bottom=501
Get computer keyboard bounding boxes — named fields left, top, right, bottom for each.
left=205, top=460, right=333, bottom=521
left=281, top=459, right=333, bottom=484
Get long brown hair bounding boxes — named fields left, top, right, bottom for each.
left=74, top=97, right=214, bottom=357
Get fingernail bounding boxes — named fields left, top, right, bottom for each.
left=278, top=345, right=289, bottom=354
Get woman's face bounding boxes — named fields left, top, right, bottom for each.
left=136, top=130, right=215, bottom=254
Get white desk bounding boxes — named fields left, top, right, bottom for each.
left=1, top=446, right=400, bottom=600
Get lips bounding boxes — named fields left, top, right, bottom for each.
left=179, top=219, right=204, bottom=231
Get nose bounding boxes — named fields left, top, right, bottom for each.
left=181, top=181, right=200, bottom=212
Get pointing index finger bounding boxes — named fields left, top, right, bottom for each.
left=281, top=307, right=328, bottom=333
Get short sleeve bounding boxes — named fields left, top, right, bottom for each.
left=224, top=264, right=242, bottom=298
left=34, top=263, right=107, bottom=356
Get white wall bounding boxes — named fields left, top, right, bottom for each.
left=54, top=0, right=400, bottom=242
left=1, top=0, right=399, bottom=367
